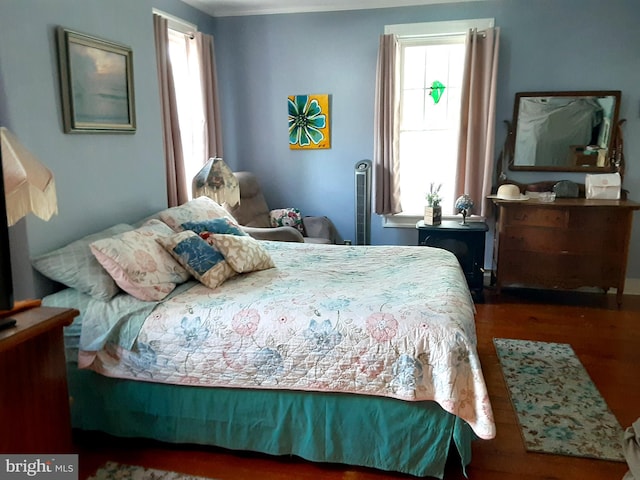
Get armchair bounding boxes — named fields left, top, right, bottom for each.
left=225, top=172, right=336, bottom=244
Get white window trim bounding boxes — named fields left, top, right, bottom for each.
left=385, top=18, right=494, bottom=37
left=381, top=213, right=486, bottom=229
left=152, top=8, right=198, bottom=34
left=381, top=18, right=494, bottom=229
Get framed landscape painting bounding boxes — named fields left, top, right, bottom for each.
left=57, top=27, right=136, bottom=133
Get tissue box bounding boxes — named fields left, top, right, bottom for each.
left=585, top=173, right=621, bottom=200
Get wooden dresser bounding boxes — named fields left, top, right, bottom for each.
left=0, top=306, right=79, bottom=453
left=490, top=198, right=640, bottom=305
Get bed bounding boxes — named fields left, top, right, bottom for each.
left=36, top=197, right=495, bottom=479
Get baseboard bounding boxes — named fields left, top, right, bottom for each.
left=613, top=278, right=640, bottom=296
left=482, top=272, right=640, bottom=296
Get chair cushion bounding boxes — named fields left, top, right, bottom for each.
left=225, top=172, right=271, bottom=227
left=270, top=208, right=304, bottom=233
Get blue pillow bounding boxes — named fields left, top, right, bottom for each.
left=172, top=235, right=225, bottom=276
left=181, top=217, right=246, bottom=236
left=157, top=231, right=236, bottom=290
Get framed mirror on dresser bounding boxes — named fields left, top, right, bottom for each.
left=506, top=90, right=622, bottom=174
left=490, top=90, right=638, bottom=305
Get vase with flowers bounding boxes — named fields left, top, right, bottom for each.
left=424, top=182, right=442, bottom=225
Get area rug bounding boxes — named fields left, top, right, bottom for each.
left=88, top=462, right=216, bottom=480
left=494, top=338, right=625, bottom=462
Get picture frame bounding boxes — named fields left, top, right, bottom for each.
left=56, top=27, right=136, bottom=133
left=288, top=94, right=331, bottom=149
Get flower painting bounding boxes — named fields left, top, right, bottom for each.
left=288, top=94, right=330, bottom=149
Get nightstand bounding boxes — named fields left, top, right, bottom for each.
left=0, top=306, right=79, bottom=453
left=416, top=220, right=488, bottom=302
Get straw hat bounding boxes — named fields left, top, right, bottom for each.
left=495, top=184, right=528, bottom=201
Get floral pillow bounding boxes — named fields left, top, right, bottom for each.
left=89, top=219, right=191, bottom=301
left=158, top=196, right=236, bottom=232
left=205, top=233, right=275, bottom=273
left=181, top=217, right=246, bottom=236
left=157, top=230, right=236, bottom=290
left=269, top=208, right=304, bottom=233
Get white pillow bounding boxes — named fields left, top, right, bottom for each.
left=158, top=196, right=236, bottom=232
left=206, top=234, right=275, bottom=273
left=31, top=224, right=133, bottom=301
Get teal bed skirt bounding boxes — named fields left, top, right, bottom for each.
left=68, top=368, right=476, bottom=478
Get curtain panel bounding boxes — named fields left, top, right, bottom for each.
left=195, top=33, right=224, bottom=161
left=373, top=34, right=402, bottom=215
left=455, top=27, right=500, bottom=218
left=153, top=14, right=188, bottom=207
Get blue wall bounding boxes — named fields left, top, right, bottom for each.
left=0, top=0, right=213, bottom=297
left=212, top=0, right=640, bottom=271
left=0, top=0, right=639, bottom=298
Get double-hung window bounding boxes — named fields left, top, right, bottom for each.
left=384, top=19, right=494, bottom=226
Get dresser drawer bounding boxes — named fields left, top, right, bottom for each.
left=500, top=226, right=626, bottom=254
left=568, top=208, right=629, bottom=228
left=498, top=252, right=622, bottom=289
left=503, top=207, right=568, bottom=228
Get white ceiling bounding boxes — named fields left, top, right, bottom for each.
left=182, top=0, right=485, bottom=17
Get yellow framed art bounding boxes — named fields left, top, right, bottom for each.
left=288, top=94, right=330, bottom=149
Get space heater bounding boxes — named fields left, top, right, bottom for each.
left=354, top=160, right=372, bottom=245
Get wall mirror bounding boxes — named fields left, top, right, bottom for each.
left=507, top=90, right=621, bottom=172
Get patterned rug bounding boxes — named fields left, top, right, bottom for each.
left=88, top=462, right=216, bottom=480
left=494, top=338, right=625, bottom=462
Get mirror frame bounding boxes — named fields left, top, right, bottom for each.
left=507, top=90, right=622, bottom=173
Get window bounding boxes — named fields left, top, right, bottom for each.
left=153, top=9, right=205, bottom=200
left=384, top=19, right=494, bottom=226
left=167, top=29, right=206, bottom=198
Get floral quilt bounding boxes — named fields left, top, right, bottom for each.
left=79, top=242, right=495, bottom=440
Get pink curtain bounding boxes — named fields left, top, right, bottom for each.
left=195, top=32, right=224, bottom=161
left=373, top=34, right=402, bottom=215
left=153, top=14, right=188, bottom=207
left=455, top=27, right=500, bottom=217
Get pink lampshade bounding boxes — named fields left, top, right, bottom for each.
left=1, top=127, right=58, bottom=226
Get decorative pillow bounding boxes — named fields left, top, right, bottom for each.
left=181, top=217, right=247, bottom=236
left=269, top=208, right=304, bottom=233
left=157, top=231, right=236, bottom=290
left=206, top=233, right=275, bottom=273
left=31, top=224, right=134, bottom=301
left=159, top=196, right=236, bottom=232
left=89, top=219, right=191, bottom=301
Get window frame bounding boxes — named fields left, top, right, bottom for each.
left=382, top=18, right=494, bottom=229
left=152, top=8, right=197, bottom=35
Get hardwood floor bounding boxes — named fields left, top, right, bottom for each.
left=75, top=287, right=639, bottom=480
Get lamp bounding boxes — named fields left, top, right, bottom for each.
left=1, top=127, right=58, bottom=226
left=192, top=157, right=240, bottom=208
left=0, top=127, right=58, bottom=320
left=455, top=194, right=474, bottom=225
